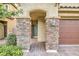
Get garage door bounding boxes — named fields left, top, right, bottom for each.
left=59, top=20, right=79, bottom=44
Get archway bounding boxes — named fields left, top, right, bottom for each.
left=29, top=9, right=46, bottom=51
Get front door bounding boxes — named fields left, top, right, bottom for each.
left=31, top=20, right=38, bottom=39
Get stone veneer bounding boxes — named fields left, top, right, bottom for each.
left=16, top=18, right=31, bottom=50
left=16, top=18, right=59, bottom=51
left=46, top=18, right=59, bottom=51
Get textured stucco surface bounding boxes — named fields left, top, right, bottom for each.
left=19, top=3, right=58, bottom=18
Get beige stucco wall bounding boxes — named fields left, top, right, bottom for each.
left=0, top=18, right=16, bottom=36
left=38, top=19, right=46, bottom=42
left=60, top=3, right=79, bottom=7
left=59, top=3, right=79, bottom=19
left=20, top=3, right=58, bottom=18
left=7, top=19, right=16, bottom=34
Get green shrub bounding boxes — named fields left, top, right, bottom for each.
left=0, top=45, right=23, bottom=56
left=6, top=33, right=17, bottom=45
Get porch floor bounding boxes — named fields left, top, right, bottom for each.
left=23, top=44, right=79, bottom=56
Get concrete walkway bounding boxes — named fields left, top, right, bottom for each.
left=23, top=44, right=79, bottom=56
left=58, top=45, right=79, bottom=56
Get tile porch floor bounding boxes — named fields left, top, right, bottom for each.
left=23, top=43, right=79, bottom=56
left=23, top=38, right=79, bottom=56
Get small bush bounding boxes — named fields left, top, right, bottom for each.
left=6, top=33, right=17, bottom=45
left=0, top=45, right=23, bottom=56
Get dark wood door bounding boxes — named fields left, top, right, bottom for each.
left=59, top=20, right=79, bottom=44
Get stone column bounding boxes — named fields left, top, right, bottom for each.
left=46, top=18, right=59, bottom=52
left=16, top=18, right=31, bottom=51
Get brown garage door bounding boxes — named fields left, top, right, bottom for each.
left=59, top=19, right=79, bottom=44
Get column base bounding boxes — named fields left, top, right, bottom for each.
left=26, top=50, right=29, bottom=52
left=23, top=50, right=29, bottom=52
left=46, top=50, right=58, bottom=53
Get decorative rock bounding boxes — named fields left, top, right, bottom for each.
left=16, top=18, right=31, bottom=50
left=46, top=18, right=59, bottom=51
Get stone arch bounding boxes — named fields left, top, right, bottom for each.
left=29, top=9, right=47, bottom=43
left=29, top=9, right=46, bottom=20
